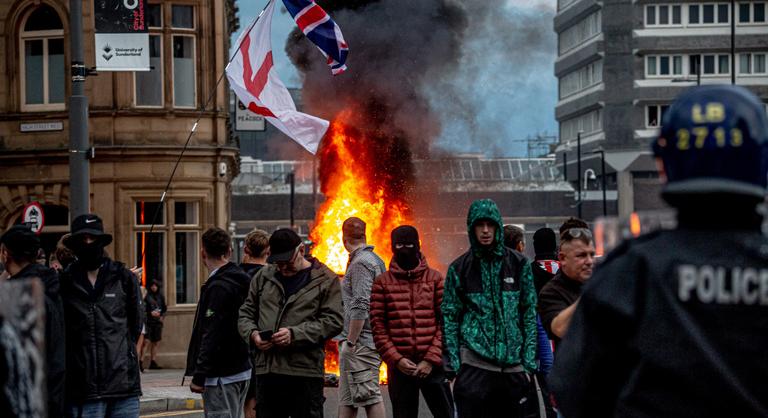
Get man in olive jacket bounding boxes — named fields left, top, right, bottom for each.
left=238, top=229, right=343, bottom=418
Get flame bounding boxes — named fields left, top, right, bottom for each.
left=140, top=201, right=146, bottom=287
left=324, top=340, right=340, bottom=375
left=324, top=340, right=388, bottom=385
left=314, top=113, right=410, bottom=385
left=379, top=362, right=388, bottom=385
left=310, top=114, right=413, bottom=274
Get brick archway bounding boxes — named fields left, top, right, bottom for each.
left=0, top=184, right=70, bottom=229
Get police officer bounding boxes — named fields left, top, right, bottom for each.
left=549, top=85, right=768, bottom=417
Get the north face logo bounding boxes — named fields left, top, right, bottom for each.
left=205, top=309, right=215, bottom=317
left=504, top=277, right=515, bottom=284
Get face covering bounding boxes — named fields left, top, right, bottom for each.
left=391, top=225, right=421, bottom=271
left=72, top=241, right=105, bottom=270
left=394, top=247, right=420, bottom=271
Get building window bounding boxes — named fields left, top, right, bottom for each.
left=173, top=36, right=196, bottom=107
left=739, top=52, right=768, bottom=74
left=647, top=105, right=670, bottom=127
left=646, top=55, right=684, bottom=77
left=558, top=11, right=601, bottom=55
left=646, top=4, right=682, bottom=26
left=135, top=35, right=163, bottom=106
left=559, top=60, right=603, bottom=99
left=134, top=199, right=201, bottom=305
left=171, top=5, right=196, bottom=108
left=693, top=54, right=731, bottom=75
left=137, top=4, right=197, bottom=109
left=689, top=3, right=730, bottom=25
left=19, top=5, right=65, bottom=112
left=560, top=109, right=602, bottom=141
left=134, top=4, right=162, bottom=107
left=739, top=2, right=767, bottom=23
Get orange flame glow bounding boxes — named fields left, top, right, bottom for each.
left=310, top=114, right=413, bottom=274
left=324, top=340, right=389, bottom=385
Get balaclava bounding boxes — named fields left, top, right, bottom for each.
left=391, top=225, right=420, bottom=271
left=70, top=238, right=106, bottom=271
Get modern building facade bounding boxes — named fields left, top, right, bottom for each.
left=0, top=0, right=239, bottom=367
left=554, top=0, right=768, bottom=216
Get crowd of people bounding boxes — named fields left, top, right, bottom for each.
left=0, top=85, right=766, bottom=418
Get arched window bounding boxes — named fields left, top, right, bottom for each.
left=19, top=4, right=65, bottom=111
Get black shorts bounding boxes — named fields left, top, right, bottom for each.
left=146, top=323, right=163, bottom=342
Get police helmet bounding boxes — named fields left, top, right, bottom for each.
left=652, top=85, right=768, bottom=198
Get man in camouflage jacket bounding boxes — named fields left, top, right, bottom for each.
left=442, top=199, right=537, bottom=418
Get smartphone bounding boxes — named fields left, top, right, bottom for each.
left=258, top=329, right=274, bottom=341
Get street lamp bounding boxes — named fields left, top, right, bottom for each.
left=731, top=0, right=736, bottom=85
left=576, top=131, right=583, bottom=218
left=584, top=169, right=596, bottom=191
left=590, top=149, right=607, bottom=216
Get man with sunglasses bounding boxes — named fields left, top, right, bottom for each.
left=238, top=228, right=343, bottom=418
left=537, top=226, right=595, bottom=350
left=550, top=86, right=768, bottom=417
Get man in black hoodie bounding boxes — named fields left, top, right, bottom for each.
left=186, top=227, right=251, bottom=417
left=60, top=214, right=144, bottom=417
left=0, top=224, right=66, bottom=417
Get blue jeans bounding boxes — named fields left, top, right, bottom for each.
left=67, top=396, right=140, bottom=418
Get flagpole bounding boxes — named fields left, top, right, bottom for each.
left=142, top=0, right=274, bottom=249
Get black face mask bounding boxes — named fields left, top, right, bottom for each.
left=394, top=248, right=420, bottom=271
left=72, top=241, right=106, bottom=270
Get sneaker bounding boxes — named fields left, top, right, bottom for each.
left=149, top=360, right=162, bottom=370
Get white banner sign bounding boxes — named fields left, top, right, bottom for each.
left=94, top=0, right=149, bottom=71
left=235, top=100, right=266, bottom=131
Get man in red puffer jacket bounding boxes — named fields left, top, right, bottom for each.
left=370, top=225, right=454, bottom=418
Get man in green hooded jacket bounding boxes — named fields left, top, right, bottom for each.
left=442, top=199, right=537, bottom=418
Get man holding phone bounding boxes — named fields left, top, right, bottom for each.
left=238, top=228, right=343, bottom=418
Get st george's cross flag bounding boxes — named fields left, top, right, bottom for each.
left=282, top=0, right=349, bottom=75
left=226, top=0, right=328, bottom=154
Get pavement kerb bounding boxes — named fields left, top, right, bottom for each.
left=140, top=397, right=203, bottom=414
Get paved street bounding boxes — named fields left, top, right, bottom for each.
left=140, top=369, right=433, bottom=417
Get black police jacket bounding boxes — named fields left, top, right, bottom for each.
left=185, top=262, right=251, bottom=386
left=550, top=229, right=768, bottom=417
left=60, top=259, right=144, bottom=402
left=12, top=263, right=66, bottom=417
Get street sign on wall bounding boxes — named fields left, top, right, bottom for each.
left=22, top=202, right=45, bottom=235
left=235, top=100, right=267, bottom=131
left=94, top=0, right=150, bottom=71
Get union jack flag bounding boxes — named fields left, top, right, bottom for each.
left=282, top=0, right=349, bottom=75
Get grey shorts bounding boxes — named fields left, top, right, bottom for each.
left=338, top=342, right=383, bottom=407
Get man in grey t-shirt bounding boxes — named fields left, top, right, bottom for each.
left=338, top=217, right=386, bottom=418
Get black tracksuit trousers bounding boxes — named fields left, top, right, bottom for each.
left=387, top=366, right=454, bottom=418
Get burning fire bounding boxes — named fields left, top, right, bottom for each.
left=313, top=114, right=411, bottom=385
left=309, top=114, right=413, bottom=274
left=324, top=340, right=389, bottom=385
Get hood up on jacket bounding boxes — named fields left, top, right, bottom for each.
left=466, top=199, right=505, bottom=258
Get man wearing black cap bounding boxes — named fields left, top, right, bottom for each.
left=0, top=224, right=66, bottom=417
left=238, top=228, right=343, bottom=418
left=59, top=214, right=144, bottom=417
left=185, top=227, right=251, bottom=417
